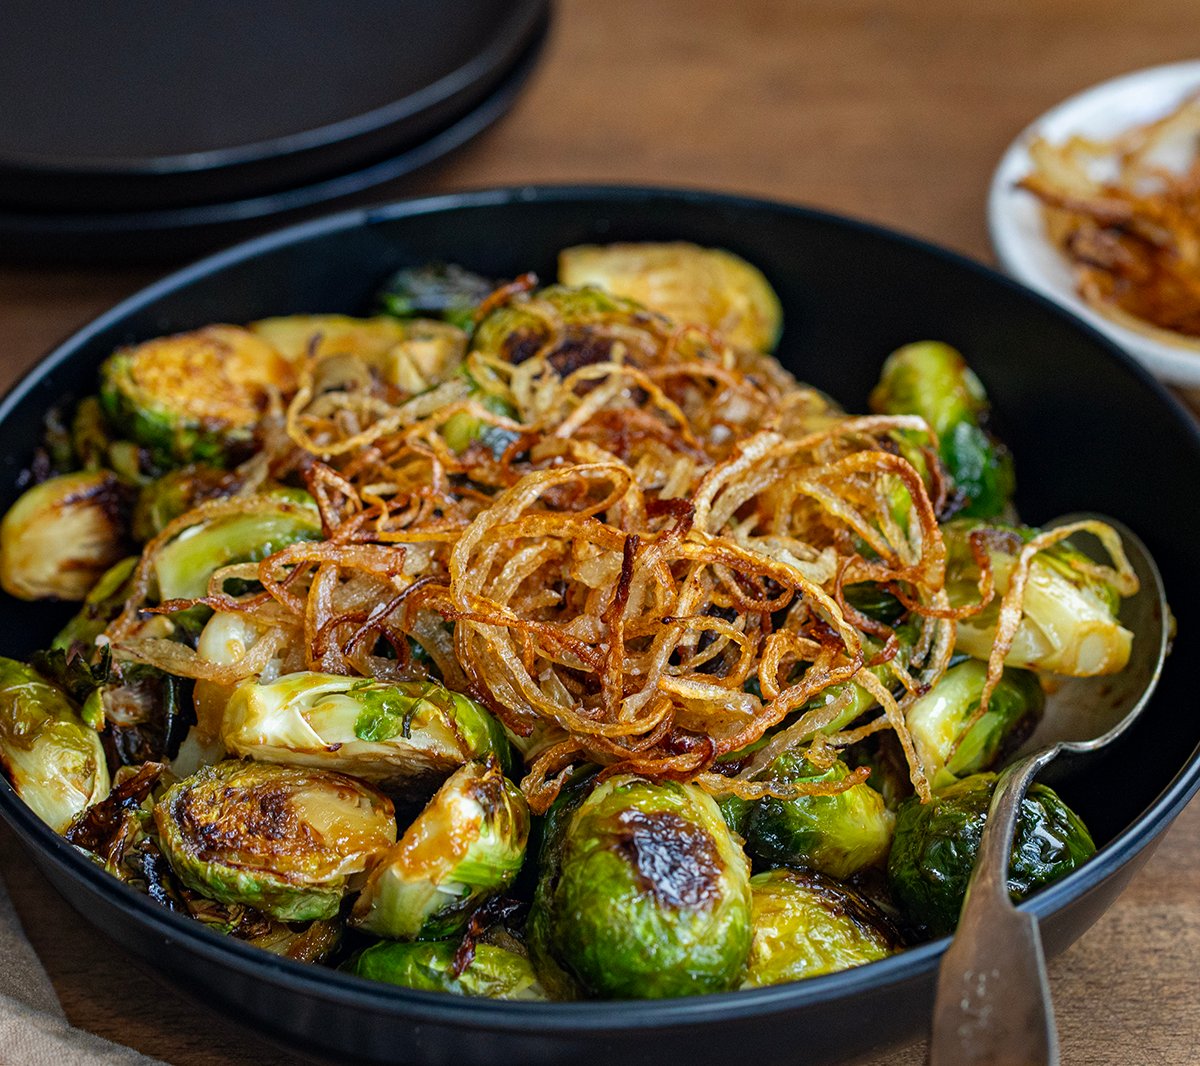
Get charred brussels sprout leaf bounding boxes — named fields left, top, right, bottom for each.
left=51, top=556, right=138, bottom=652
left=906, top=659, right=1044, bottom=786
left=744, top=754, right=895, bottom=879
left=0, top=657, right=110, bottom=831
left=946, top=520, right=1134, bottom=676
left=348, top=939, right=544, bottom=999
left=221, top=673, right=512, bottom=795
left=529, top=774, right=752, bottom=999
left=154, top=760, right=396, bottom=921
left=99, top=326, right=297, bottom=467
left=743, top=869, right=897, bottom=987
left=0, top=470, right=131, bottom=601
left=351, top=757, right=529, bottom=939
left=886, top=772, right=1095, bottom=937
left=869, top=341, right=1014, bottom=518
left=377, top=263, right=496, bottom=333
left=558, top=242, right=784, bottom=352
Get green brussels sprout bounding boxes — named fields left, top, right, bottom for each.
left=907, top=659, right=1044, bottom=786
left=529, top=774, right=752, bottom=999
left=51, top=556, right=138, bottom=653
left=742, top=869, right=898, bottom=987
left=743, top=753, right=895, bottom=879
left=220, top=673, right=512, bottom=795
left=869, top=341, right=1014, bottom=518
left=351, top=757, right=529, bottom=940
left=886, top=772, right=1095, bottom=937
left=348, top=939, right=545, bottom=999
left=153, top=491, right=322, bottom=602
left=99, top=325, right=297, bottom=467
left=154, top=760, right=396, bottom=921
left=249, top=313, right=467, bottom=394
left=131, top=464, right=238, bottom=542
left=0, top=657, right=110, bottom=832
left=558, top=242, right=784, bottom=352
left=0, top=470, right=131, bottom=601
left=945, top=520, right=1133, bottom=676
left=377, top=262, right=496, bottom=333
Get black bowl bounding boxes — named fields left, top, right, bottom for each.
left=1, top=187, right=1197, bottom=1066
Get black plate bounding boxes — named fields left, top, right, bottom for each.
left=1, top=187, right=1198, bottom=1066
left=0, top=0, right=548, bottom=212
left=0, top=15, right=549, bottom=266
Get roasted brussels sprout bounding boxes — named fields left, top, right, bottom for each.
left=906, top=659, right=1044, bottom=786
left=0, top=470, right=131, bottom=601
left=529, top=774, right=752, bottom=999
left=99, top=326, right=297, bottom=467
left=946, top=520, right=1134, bottom=676
left=0, top=657, right=110, bottom=831
left=153, top=491, right=321, bottom=602
left=743, top=753, right=895, bottom=879
left=869, top=341, right=1014, bottom=518
left=51, top=556, right=138, bottom=652
left=377, top=263, right=496, bottom=333
left=249, top=314, right=467, bottom=394
left=348, top=939, right=544, bottom=999
left=131, top=464, right=239, bottom=542
left=351, top=757, right=529, bottom=939
left=886, top=772, right=1095, bottom=937
left=154, top=760, right=396, bottom=921
left=558, top=242, right=784, bottom=352
left=220, top=673, right=511, bottom=794
left=742, top=869, right=898, bottom=987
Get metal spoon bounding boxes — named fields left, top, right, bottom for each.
left=929, top=514, right=1170, bottom=1066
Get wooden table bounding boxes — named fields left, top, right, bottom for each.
left=1, top=1, right=1199, bottom=1062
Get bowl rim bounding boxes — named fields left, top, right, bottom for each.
left=2, top=182, right=1199, bottom=1031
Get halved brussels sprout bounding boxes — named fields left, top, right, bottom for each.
left=153, top=491, right=321, bottom=602
left=743, top=753, right=895, bottom=880
left=377, top=263, right=496, bottom=333
left=869, top=341, right=1014, bottom=518
left=529, top=773, right=752, bottom=999
left=154, top=760, right=396, bottom=921
left=558, top=242, right=784, bottom=352
left=886, top=772, right=1095, bottom=937
left=348, top=939, right=545, bottom=999
left=0, top=470, right=131, bottom=601
left=249, top=314, right=467, bottom=393
left=742, top=869, right=897, bottom=987
left=0, top=657, right=110, bottom=831
left=99, top=326, right=297, bottom=467
left=946, top=520, right=1134, bottom=676
left=351, top=757, right=529, bottom=939
left=220, top=673, right=511, bottom=794
left=906, top=659, right=1044, bottom=786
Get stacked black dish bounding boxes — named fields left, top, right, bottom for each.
left=0, top=0, right=550, bottom=262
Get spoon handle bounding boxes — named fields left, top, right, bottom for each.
left=929, top=749, right=1061, bottom=1066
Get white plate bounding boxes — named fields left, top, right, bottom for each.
left=988, top=60, right=1200, bottom=386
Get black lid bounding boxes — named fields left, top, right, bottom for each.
left=0, top=0, right=547, bottom=211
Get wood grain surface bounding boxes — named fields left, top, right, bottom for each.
left=1, top=1, right=1199, bottom=1062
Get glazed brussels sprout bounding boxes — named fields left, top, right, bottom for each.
left=249, top=314, right=467, bottom=394
left=743, top=753, right=895, bottom=879
left=558, top=242, right=784, bottom=352
left=99, top=326, right=297, bottom=467
left=347, top=939, right=545, bottom=999
left=220, top=673, right=512, bottom=794
left=742, top=869, right=898, bottom=987
left=154, top=760, right=396, bottom=921
left=886, top=772, right=1095, bottom=937
left=377, top=263, right=496, bottom=333
left=906, top=659, right=1044, bottom=786
left=153, top=491, right=322, bottom=602
left=0, top=470, right=131, bottom=601
left=529, top=774, right=752, bottom=999
left=351, top=757, right=529, bottom=939
left=945, top=520, right=1133, bottom=676
left=131, top=464, right=239, bottom=542
left=869, top=340, right=1014, bottom=518
left=0, top=657, right=110, bottom=831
